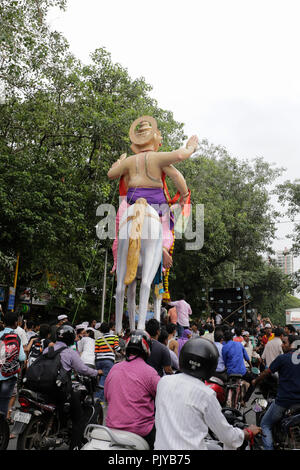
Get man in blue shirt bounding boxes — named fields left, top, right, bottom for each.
left=253, top=334, right=300, bottom=450
left=222, top=329, right=255, bottom=405
left=0, top=312, right=26, bottom=416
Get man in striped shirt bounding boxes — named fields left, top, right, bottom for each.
left=94, top=322, right=121, bottom=403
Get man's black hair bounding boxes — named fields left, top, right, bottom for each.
left=274, top=327, right=284, bottom=337
left=224, top=329, right=233, bottom=342
left=204, top=323, right=214, bottom=333
left=99, top=322, right=110, bottom=334
left=4, top=312, right=18, bottom=328
left=158, top=328, right=169, bottom=345
left=286, top=324, right=296, bottom=334
left=287, top=334, right=300, bottom=347
left=166, top=323, right=176, bottom=335
left=86, top=329, right=95, bottom=339
left=39, top=323, right=50, bottom=339
left=214, top=330, right=224, bottom=343
left=234, top=326, right=242, bottom=336
left=145, top=318, right=160, bottom=337
left=27, top=320, right=35, bottom=329
left=198, top=326, right=205, bottom=336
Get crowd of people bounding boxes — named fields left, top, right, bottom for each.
left=1, top=296, right=300, bottom=451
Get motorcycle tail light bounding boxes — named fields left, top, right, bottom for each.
left=19, top=397, right=30, bottom=409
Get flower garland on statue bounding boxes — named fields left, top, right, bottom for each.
left=161, top=173, right=191, bottom=302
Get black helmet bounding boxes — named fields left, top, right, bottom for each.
left=179, top=337, right=219, bottom=381
left=125, top=330, right=152, bottom=360
left=56, top=324, right=76, bottom=346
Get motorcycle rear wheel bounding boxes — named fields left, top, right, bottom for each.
left=16, top=415, right=58, bottom=451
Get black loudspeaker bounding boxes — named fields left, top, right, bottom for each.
left=204, top=286, right=253, bottom=325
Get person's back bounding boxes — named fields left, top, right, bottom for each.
left=222, top=339, right=248, bottom=376
left=155, top=373, right=219, bottom=449
left=147, top=339, right=171, bottom=377
left=77, top=334, right=95, bottom=367
left=104, top=330, right=160, bottom=449
left=261, top=328, right=284, bottom=368
left=169, top=298, right=192, bottom=329
left=269, top=346, right=300, bottom=407
left=154, top=337, right=261, bottom=450
left=105, top=357, right=160, bottom=436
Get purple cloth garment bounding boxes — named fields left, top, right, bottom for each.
left=177, top=329, right=192, bottom=356
left=126, top=187, right=174, bottom=228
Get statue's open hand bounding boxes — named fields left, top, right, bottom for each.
left=186, top=135, right=199, bottom=152
left=111, top=153, right=127, bottom=169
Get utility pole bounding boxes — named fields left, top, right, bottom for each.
left=101, top=249, right=108, bottom=324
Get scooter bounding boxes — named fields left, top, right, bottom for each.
left=81, top=424, right=150, bottom=450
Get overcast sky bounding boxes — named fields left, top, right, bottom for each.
left=48, top=0, right=300, bottom=268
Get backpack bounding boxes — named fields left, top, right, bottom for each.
left=0, top=332, right=21, bottom=378
left=24, top=345, right=71, bottom=399
left=27, top=337, right=45, bottom=367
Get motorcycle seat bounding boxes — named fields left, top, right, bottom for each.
left=207, top=376, right=225, bottom=387
left=85, top=425, right=150, bottom=450
left=228, top=374, right=243, bottom=380
left=20, top=388, right=55, bottom=404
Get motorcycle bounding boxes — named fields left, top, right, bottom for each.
left=81, top=408, right=258, bottom=451
left=0, top=412, right=9, bottom=450
left=11, top=375, right=103, bottom=450
left=251, top=374, right=300, bottom=450
left=205, top=376, right=226, bottom=406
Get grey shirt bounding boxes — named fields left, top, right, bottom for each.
left=43, top=341, right=98, bottom=378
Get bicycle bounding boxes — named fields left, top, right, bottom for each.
left=225, top=374, right=245, bottom=410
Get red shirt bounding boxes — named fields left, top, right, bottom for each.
left=233, top=336, right=244, bottom=343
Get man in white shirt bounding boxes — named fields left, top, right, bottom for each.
left=15, top=317, right=28, bottom=347
left=261, top=327, right=284, bottom=368
left=154, top=337, right=261, bottom=450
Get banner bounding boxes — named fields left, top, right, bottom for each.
left=7, top=287, right=16, bottom=311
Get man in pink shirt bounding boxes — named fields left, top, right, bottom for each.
left=169, top=293, right=192, bottom=337
left=104, top=330, right=160, bottom=449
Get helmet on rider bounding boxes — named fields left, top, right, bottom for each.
left=56, top=324, right=76, bottom=346
left=179, top=337, right=219, bottom=381
left=125, top=330, right=152, bottom=361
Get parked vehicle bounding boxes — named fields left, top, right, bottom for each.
left=11, top=375, right=103, bottom=450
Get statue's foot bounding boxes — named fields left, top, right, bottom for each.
left=163, top=248, right=173, bottom=270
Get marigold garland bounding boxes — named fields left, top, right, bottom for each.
left=163, top=228, right=175, bottom=302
